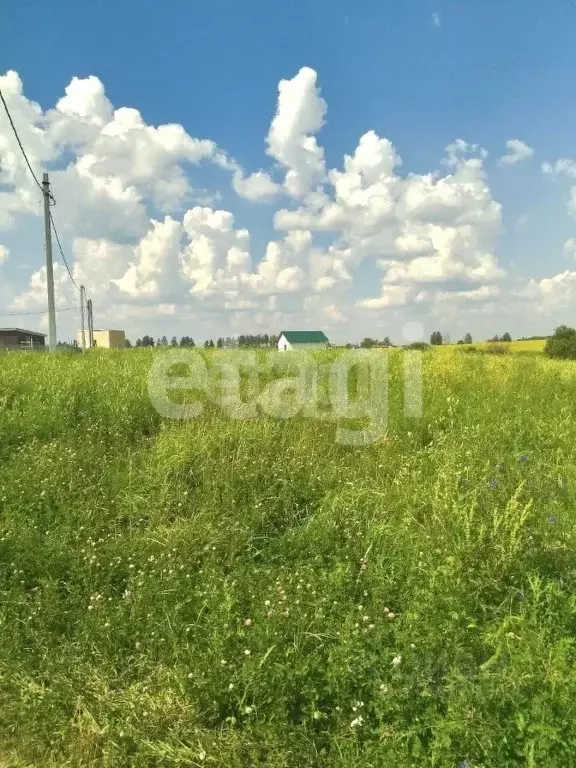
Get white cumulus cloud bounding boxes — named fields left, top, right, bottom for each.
left=499, top=139, right=534, bottom=166
left=266, top=66, right=327, bottom=198
left=3, top=65, right=564, bottom=340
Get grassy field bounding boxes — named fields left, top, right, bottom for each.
left=1, top=347, right=576, bottom=766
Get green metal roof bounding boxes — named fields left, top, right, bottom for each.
left=279, top=331, right=329, bottom=344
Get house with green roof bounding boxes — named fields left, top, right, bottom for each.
left=277, top=331, right=330, bottom=351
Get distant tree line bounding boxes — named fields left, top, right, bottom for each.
left=237, top=334, right=279, bottom=347
left=129, top=333, right=280, bottom=349
left=358, top=336, right=393, bottom=348
left=429, top=331, right=513, bottom=346
left=125, top=329, right=528, bottom=350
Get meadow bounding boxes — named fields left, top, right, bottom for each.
left=442, top=339, right=546, bottom=354
left=0, top=346, right=576, bottom=767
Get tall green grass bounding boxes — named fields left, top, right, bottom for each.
left=1, top=348, right=576, bottom=766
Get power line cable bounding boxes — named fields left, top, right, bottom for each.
left=0, top=306, right=77, bottom=318
left=49, top=211, right=80, bottom=292
left=0, top=86, right=43, bottom=194
left=0, top=85, right=84, bottom=306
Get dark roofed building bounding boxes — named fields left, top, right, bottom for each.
left=0, top=328, right=46, bottom=348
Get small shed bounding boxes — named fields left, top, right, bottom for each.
left=77, top=329, right=126, bottom=349
left=278, top=330, right=330, bottom=351
left=0, top=328, right=46, bottom=348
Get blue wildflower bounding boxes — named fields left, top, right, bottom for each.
left=489, top=479, right=499, bottom=490
left=548, top=515, right=557, bottom=526
left=520, top=453, right=528, bottom=464
left=458, top=761, right=470, bottom=768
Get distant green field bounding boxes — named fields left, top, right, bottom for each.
left=1, top=348, right=576, bottom=766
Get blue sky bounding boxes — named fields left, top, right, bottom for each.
left=1, top=0, right=576, bottom=343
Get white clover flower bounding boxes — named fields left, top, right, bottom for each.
left=392, top=654, right=402, bottom=667
left=350, top=716, right=363, bottom=727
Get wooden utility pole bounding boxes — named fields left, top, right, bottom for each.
left=87, top=298, right=94, bottom=349
left=42, top=173, right=57, bottom=350
left=80, top=285, right=86, bottom=350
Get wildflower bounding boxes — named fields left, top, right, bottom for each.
left=548, top=515, right=558, bottom=526
left=243, top=706, right=252, bottom=714
left=387, top=612, right=396, bottom=620
left=520, top=453, right=528, bottom=464
left=350, top=715, right=364, bottom=727
left=489, top=479, right=499, bottom=490
left=188, top=672, right=193, bottom=679
left=458, top=761, right=470, bottom=768
left=392, top=654, right=402, bottom=667
left=244, top=618, right=253, bottom=627
left=264, top=600, right=270, bottom=607
left=228, top=683, right=234, bottom=690
left=244, top=649, right=251, bottom=656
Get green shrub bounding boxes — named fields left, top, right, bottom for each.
left=485, top=342, right=509, bottom=355
left=405, top=341, right=429, bottom=351
left=545, top=325, right=576, bottom=359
